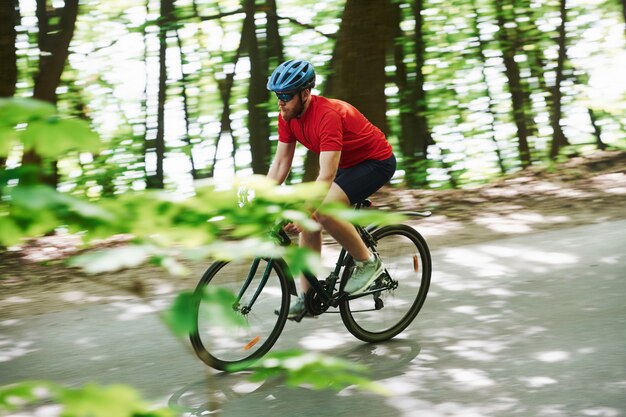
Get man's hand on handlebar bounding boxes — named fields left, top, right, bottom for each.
left=283, top=222, right=303, bottom=234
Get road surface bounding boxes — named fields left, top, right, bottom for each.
left=1, top=220, right=625, bottom=417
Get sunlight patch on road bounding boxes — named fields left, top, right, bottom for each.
left=299, top=329, right=352, bottom=351
left=74, top=337, right=98, bottom=348
left=442, top=248, right=515, bottom=278
left=519, top=376, right=558, bottom=388
left=451, top=305, right=479, bottom=315
left=517, top=250, right=578, bottom=265
left=412, top=216, right=465, bottom=238
left=109, top=301, right=158, bottom=321
left=485, top=287, right=516, bottom=297
left=473, top=211, right=570, bottom=234
left=0, top=338, right=37, bottom=362
left=533, top=350, right=571, bottom=362
left=1, top=296, right=34, bottom=304
left=599, top=255, right=622, bottom=265
left=579, top=406, right=622, bottom=417
left=444, top=339, right=509, bottom=362
left=443, top=368, right=496, bottom=390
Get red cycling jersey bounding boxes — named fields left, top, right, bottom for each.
left=277, top=95, right=392, bottom=169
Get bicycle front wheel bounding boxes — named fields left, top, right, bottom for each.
left=189, top=257, right=290, bottom=371
left=339, top=224, right=431, bottom=342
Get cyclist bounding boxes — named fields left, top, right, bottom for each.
left=266, top=59, right=396, bottom=318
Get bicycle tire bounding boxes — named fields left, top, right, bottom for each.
left=339, top=224, right=431, bottom=342
left=189, top=257, right=290, bottom=371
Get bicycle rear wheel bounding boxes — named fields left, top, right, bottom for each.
left=339, top=224, right=431, bottom=342
left=189, top=257, right=290, bottom=371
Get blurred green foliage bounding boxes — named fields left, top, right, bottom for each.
left=0, top=98, right=100, bottom=159
left=163, top=287, right=247, bottom=336
left=1, top=98, right=406, bottom=411
left=0, top=381, right=175, bottom=417
left=228, top=350, right=391, bottom=395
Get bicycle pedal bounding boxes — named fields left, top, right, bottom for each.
left=288, top=312, right=318, bottom=322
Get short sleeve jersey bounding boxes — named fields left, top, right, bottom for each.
left=277, top=95, right=392, bottom=169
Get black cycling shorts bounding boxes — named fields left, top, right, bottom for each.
left=334, top=154, right=396, bottom=205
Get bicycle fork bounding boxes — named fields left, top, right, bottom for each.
left=236, top=258, right=274, bottom=315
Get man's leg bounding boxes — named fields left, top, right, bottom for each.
left=298, top=228, right=321, bottom=293
left=298, top=182, right=371, bottom=293
left=313, top=182, right=371, bottom=262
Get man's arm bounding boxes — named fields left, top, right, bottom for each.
left=267, top=141, right=296, bottom=185
left=317, top=150, right=341, bottom=186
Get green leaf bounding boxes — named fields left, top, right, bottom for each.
left=58, top=194, right=115, bottom=222
left=162, top=291, right=198, bottom=336
left=0, top=381, right=174, bottom=416
left=230, top=350, right=391, bottom=395
left=58, top=383, right=174, bottom=417
left=162, top=288, right=246, bottom=336
left=68, top=245, right=157, bottom=274
left=0, top=381, right=57, bottom=411
left=21, top=118, right=101, bottom=157
left=0, top=97, right=56, bottom=127
left=319, top=204, right=407, bottom=226
left=283, top=246, right=322, bottom=278
left=10, top=185, right=114, bottom=222
left=0, top=216, right=23, bottom=246
left=9, top=185, right=63, bottom=211
left=0, top=125, right=17, bottom=157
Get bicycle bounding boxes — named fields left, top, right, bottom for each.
left=189, top=200, right=432, bottom=371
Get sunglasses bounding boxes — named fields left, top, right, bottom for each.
left=275, top=91, right=298, bottom=102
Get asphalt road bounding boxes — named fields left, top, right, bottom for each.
left=1, top=220, right=625, bottom=417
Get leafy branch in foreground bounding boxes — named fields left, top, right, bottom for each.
left=0, top=381, right=174, bottom=417
left=228, top=351, right=391, bottom=395
left=2, top=98, right=406, bottom=403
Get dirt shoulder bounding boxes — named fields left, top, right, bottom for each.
left=1, top=150, right=625, bottom=319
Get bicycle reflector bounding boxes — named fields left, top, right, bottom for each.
left=243, top=336, right=261, bottom=351
left=413, top=255, right=419, bottom=272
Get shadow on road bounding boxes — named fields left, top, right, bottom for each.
left=168, top=339, right=422, bottom=417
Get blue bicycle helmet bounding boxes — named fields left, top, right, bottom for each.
left=267, top=60, right=316, bottom=92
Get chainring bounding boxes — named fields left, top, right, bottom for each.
left=304, top=280, right=330, bottom=315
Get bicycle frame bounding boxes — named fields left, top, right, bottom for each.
left=235, top=200, right=432, bottom=316
left=236, top=222, right=377, bottom=318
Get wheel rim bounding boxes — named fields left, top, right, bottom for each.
left=192, top=258, right=288, bottom=368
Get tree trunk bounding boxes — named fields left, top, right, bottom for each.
left=587, top=108, right=607, bottom=151
left=494, top=0, right=532, bottom=168
left=0, top=0, right=18, bottom=98
left=0, top=0, right=19, bottom=170
left=244, top=0, right=271, bottom=175
left=22, top=0, right=79, bottom=186
left=549, top=0, right=570, bottom=159
left=265, top=0, right=284, bottom=65
left=411, top=0, right=434, bottom=153
left=147, top=0, right=174, bottom=189
left=32, top=0, right=78, bottom=104
left=471, top=0, right=506, bottom=174
left=175, top=28, right=198, bottom=179
left=391, top=0, right=434, bottom=186
left=513, top=0, right=539, bottom=143
left=327, top=0, right=389, bottom=134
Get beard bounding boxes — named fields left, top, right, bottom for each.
left=280, top=95, right=304, bottom=121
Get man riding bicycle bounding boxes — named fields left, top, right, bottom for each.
left=266, top=59, right=397, bottom=318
